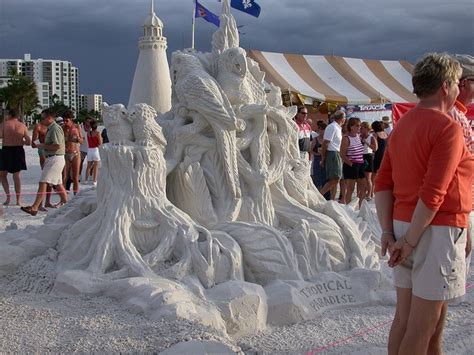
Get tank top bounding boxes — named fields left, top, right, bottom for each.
left=362, top=134, right=374, bottom=154
left=374, top=135, right=387, bottom=162
left=346, top=134, right=364, bottom=163
left=87, top=133, right=100, bottom=148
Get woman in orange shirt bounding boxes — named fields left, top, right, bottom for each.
left=375, top=53, right=472, bottom=354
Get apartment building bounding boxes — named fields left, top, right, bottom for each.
left=79, top=94, right=103, bottom=114
left=0, top=53, right=80, bottom=111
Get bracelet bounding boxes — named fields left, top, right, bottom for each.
left=403, top=235, right=416, bottom=249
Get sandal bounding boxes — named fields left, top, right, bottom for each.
left=38, top=206, right=48, bottom=212
left=20, top=206, right=38, bottom=216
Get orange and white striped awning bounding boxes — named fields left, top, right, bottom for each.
left=248, top=50, right=417, bottom=104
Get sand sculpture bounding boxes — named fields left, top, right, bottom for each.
left=0, top=0, right=389, bottom=337
left=128, top=0, right=172, bottom=114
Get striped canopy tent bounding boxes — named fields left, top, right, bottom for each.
left=248, top=50, right=418, bottom=105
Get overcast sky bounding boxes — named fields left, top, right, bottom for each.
left=0, top=0, right=473, bottom=104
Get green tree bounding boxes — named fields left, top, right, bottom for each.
left=0, top=70, right=39, bottom=118
left=49, top=94, right=72, bottom=117
left=77, top=108, right=101, bottom=123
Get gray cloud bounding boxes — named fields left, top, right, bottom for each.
left=0, top=0, right=472, bottom=104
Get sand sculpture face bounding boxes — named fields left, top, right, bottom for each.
left=0, top=0, right=384, bottom=337
left=101, top=102, right=134, bottom=144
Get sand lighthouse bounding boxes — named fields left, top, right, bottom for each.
left=128, top=0, right=171, bottom=114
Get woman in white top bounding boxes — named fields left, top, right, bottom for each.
left=360, top=121, right=378, bottom=200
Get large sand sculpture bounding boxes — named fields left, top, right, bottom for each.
left=0, top=0, right=391, bottom=337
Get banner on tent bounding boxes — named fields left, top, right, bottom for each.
left=345, top=104, right=393, bottom=112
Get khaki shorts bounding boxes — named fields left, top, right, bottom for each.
left=392, top=220, right=467, bottom=301
left=40, top=155, right=65, bottom=186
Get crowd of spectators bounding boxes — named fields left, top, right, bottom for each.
left=296, top=106, right=393, bottom=206
left=0, top=108, right=103, bottom=216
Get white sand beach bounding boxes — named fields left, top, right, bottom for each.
left=0, top=146, right=472, bottom=354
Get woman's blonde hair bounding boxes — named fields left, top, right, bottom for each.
left=361, top=121, right=371, bottom=130
left=412, top=53, right=462, bottom=98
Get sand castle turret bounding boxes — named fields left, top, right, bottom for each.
left=128, top=0, right=171, bottom=114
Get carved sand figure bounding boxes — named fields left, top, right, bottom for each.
left=162, top=0, right=377, bottom=274
left=170, top=52, right=242, bottom=222
left=0, top=0, right=382, bottom=337
left=101, top=103, right=134, bottom=144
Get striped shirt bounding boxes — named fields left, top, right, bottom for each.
left=346, top=134, right=364, bottom=163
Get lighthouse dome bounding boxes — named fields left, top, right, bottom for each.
left=144, top=12, right=163, bottom=28
left=144, top=0, right=163, bottom=28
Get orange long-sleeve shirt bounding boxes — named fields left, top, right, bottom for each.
left=375, top=107, right=473, bottom=228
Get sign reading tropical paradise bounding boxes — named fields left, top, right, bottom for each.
left=299, top=278, right=359, bottom=313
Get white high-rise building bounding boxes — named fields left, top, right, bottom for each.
left=79, top=94, right=103, bottom=114
left=0, top=53, right=79, bottom=111
left=128, top=0, right=171, bottom=114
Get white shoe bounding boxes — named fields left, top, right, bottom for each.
left=92, top=181, right=97, bottom=186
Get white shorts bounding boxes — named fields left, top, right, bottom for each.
left=87, top=147, right=100, bottom=161
left=40, top=155, right=65, bottom=186
left=392, top=220, right=467, bottom=301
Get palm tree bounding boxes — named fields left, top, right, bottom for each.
left=77, top=108, right=101, bottom=123
left=49, top=93, right=72, bottom=117
left=0, top=70, right=39, bottom=119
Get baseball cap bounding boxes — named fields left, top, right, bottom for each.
left=452, top=54, right=474, bottom=79
left=55, top=116, right=64, bottom=125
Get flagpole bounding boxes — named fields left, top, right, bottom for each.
left=191, top=0, right=196, bottom=49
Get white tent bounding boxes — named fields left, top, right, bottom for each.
left=248, top=50, right=417, bottom=104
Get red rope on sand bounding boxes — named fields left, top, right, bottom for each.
left=306, top=319, right=392, bottom=354
left=306, top=283, right=474, bottom=354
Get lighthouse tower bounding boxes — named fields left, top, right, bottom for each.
left=128, top=0, right=171, bottom=114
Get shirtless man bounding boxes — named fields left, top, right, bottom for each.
left=0, top=109, right=31, bottom=205
left=62, top=111, right=83, bottom=194
left=32, top=120, right=47, bottom=166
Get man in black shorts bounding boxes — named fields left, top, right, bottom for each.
left=0, top=109, right=31, bottom=205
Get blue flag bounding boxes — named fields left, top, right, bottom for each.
left=230, top=0, right=261, bottom=18
left=195, top=1, right=220, bottom=27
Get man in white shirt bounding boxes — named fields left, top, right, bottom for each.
left=319, top=110, right=345, bottom=200
left=382, top=116, right=393, bottom=135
